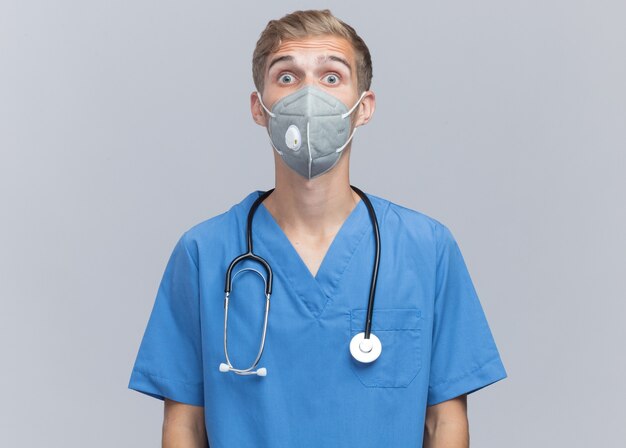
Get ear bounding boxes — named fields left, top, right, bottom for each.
left=353, top=91, right=376, bottom=127
left=250, top=91, right=269, bottom=127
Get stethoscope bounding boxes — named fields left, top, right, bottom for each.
left=219, top=185, right=382, bottom=376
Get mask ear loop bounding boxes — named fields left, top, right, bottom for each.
left=255, top=91, right=276, bottom=118
left=336, top=91, right=368, bottom=153
left=341, top=91, right=368, bottom=119
left=255, top=91, right=283, bottom=156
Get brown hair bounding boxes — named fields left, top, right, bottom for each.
left=252, top=9, right=373, bottom=94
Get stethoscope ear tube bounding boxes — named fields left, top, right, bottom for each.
left=221, top=279, right=271, bottom=377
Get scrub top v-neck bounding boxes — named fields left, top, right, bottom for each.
left=129, top=189, right=508, bottom=448
left=254, top=195, right=370, bottom=319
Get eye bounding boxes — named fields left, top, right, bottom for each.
left=322, top=73, right=340, bottom=85
left=278, top=73, right=295, bottom=84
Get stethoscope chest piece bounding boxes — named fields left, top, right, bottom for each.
left=350, top=332, right=382, bottom=363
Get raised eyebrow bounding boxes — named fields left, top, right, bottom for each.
left=267, top=54, right=352, bottom=74
left=319, top=55, right=352, bottom=74
left=267, top=55, right=294, bottom=72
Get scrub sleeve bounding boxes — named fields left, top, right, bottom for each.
left=427, top=224, right=508, bottom=406
left=128, top=232, right=205, bottom=406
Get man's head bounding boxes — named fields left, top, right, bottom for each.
left=250, top=10, right=375, bottom=181
left=252, top=9, right=373, bottom=96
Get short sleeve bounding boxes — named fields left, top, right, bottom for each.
left=128, top=232, right=204, bottom=406
left=427, top=224, right=508, bottom=406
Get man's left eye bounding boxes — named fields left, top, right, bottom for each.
left=323, top=74, right=340, bottom=84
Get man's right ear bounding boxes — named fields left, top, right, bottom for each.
left=250, top=91, right=269, bottom=127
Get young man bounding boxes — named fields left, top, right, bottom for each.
left=129, top=9, right=508, bottom=448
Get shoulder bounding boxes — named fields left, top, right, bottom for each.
left=175, top=190, right=262, bottom=264
left=365, top=191, right=452, bottom=246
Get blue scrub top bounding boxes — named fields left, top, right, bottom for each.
left=129, top=190, right=508, bottom=447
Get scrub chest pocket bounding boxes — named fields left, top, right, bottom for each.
left=349, top=308, right=423, bottom=388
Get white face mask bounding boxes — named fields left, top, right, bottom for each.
left=257, top=85, right=367, bottom=179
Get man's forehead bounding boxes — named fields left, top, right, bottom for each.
left=268, top=36, right=355, bottom=65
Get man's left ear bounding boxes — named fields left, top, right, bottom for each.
left=354, top=91, right=376, bottom=127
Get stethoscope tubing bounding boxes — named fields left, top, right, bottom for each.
left=349, top=185, right=380, bottom=340
left=224, top=188, right=275, bottom=297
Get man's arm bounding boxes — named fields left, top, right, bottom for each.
left=423, top=394, right=469, bottom=448
left=163, top=399, right=208, bottom=448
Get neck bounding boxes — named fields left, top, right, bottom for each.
left=263, top=147, right=361, bottom=237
